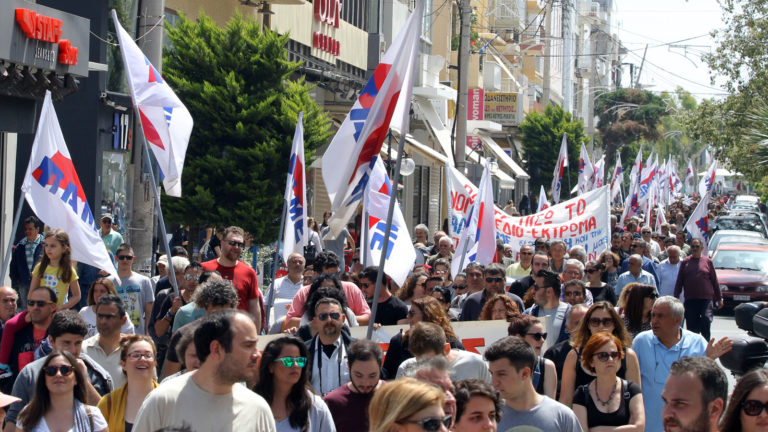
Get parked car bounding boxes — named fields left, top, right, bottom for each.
left=714, top=215, right=768, bottom=238
left=715, top=244, right=768, bottom=307
left=708, top=230, right=767, bottom=257
left=735, top=195, right=761, bottom=204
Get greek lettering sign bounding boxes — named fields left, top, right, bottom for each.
left=484, top=92, right=517, bottom=125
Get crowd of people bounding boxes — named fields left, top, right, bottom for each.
left=0, top=192, right=764, bottom=431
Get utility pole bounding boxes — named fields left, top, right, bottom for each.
left=455, top=0, right=471, bottom=172
left=129, top=0, right=165, bottom=274
left=634, top=44, right=648, bottom=89
left=587, top=29, right=597, bottom=154
left=542, top=0, right=552, bottom=107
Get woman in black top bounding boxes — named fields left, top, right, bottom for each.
left=585, top=261, right=617, bottom=305
left=573, top=333, right=645, bottom=431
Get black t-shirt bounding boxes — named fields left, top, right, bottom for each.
left=573, top=379, right=641, bottom=428
left=367, top=295, right=408, bottom=326
left=543, top=340, right=572, bottom=398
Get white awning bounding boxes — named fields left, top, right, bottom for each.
left=478, top=134, right=530, bottom=179
left=382, top=129, right=448, bottom=165
left=413, top=98, right=456, bottom=166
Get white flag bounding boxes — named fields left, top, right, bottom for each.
left=593, top=156, right=605, bottom=190
left=537, top=185, right=550, bottom=212
left=610, top=153, right=623, bottom=202
left=685, top=161, right=694, bottom=186
left=365, top=190, right=415, bottom=287
left=22, top=92, right=117, bottom=277
left=698, top=160, right=717, bottom=197
left=282, top=113, right=308, bottom=264
left=655, top=204, right=667, bottom=235
left=684, top=195, right=712, bottom=252
left=452, top=159, right=497, bottom=278
left=552, top=133, right=569, bottom=204
left=578, top=144, right=594, bottom=194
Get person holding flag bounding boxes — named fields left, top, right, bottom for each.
left=551, top=134, right=569, bottom=204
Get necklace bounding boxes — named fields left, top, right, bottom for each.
left=593, top=378, right=619, bottom=407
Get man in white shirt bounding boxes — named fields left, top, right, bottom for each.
left=82, top=295, right=127, bottom=388
left=657, top=246, right=682, bottom=298
left=265, top=253, right=305, bottom=330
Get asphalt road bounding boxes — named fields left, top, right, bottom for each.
left=711, top=313, right=754, bottom=393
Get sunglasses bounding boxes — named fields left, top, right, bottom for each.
left=274, top=356, right=307, bottom=368
left=526, top=332, right=548, bottom=341
left=399, top=415, right=452, bottom=432
left=228, top=241, right=245, bottom=248
left=485, top=277, right=504, bottom=283
left=742, top=400, right=768, bottom=416
left=585, top=269, right=598, bottom=274
left=593, top=351, right=620, bottom=362
left=564, top=291, right=582, bottom=297
left=184, top=274, right=199, bottom=281
left=453, top=285, right=467, bottom=291
left=317, top=312, right=341, bottom=321
left=43, top=365, right=73, bottom=377
left=27, top=300, right=51, bottom=308
left=648, top=293, right=659, bottom=300
left=101, top=220, right=112, bottom=225
left=589, top=317, right=614, bottom=327
left=117, top=255, right=133, bottom=261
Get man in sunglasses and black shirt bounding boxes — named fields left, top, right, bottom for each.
left=458, top=263, right=523, bottom=322
left=359, top=267, right=407, bottom=326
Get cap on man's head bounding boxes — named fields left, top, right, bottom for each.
left=101, top=213, right=113, bottom=222
left=156, top=255, right=168, bottom=268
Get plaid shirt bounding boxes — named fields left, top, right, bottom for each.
left=23, top=234, right=43, bottom=273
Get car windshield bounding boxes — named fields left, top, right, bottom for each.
left=714, top=250, right=768, bottom=272
left=715, top=218, right=766, bottom=236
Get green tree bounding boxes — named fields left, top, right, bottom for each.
left=519, top=104, right=588, bottom=196
left=161, top=12, right=332, bottom=244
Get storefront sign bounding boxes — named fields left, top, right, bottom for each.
left=313, top=0, right=341, bottom=57
left=468, top=88, right=484, bottom=120
left=484, top=92, right=518, bottom=125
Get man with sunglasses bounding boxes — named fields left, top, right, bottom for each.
left=509, top=252, right=550, bottom=300
left=614, top=254, right=657, bottom=298
left=201, top=226, right=264, bottom=333
left=109, top=243, right=155, bottom=336
left=98, top=213, right=123, bottom=255
left=661, top=356, right=728, bottom=432
left=505, top=245, right=534, bottom=279
left=525, top=269, right=571, bottom=351
left=673, top=238, right=722, bottom=341
left=458, top=263, right=523, bottom=322
left=358, top=267, right=407, bottom=326
left=619, top=239, right=660, bottom=287
left=305, top=298, right=356, bottom=396
left=641, top=225, right=662, bottom=259
left=4, top=310, right=112, bottom=432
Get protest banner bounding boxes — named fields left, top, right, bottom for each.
left=446, top=164, right=611, bottom=262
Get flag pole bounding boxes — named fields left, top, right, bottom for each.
left=367, top=134, right=405, bottom=339
left=0, top=194, right=26, bottom=283
left=265, top=201, right=287, bottom=328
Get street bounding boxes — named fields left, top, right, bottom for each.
left=712, top=313, right=752, bottom=393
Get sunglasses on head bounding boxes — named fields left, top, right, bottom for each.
left=526, top=332, right=547, bottom=341
left=43, top=365, right=73, bottom=377
left=228, top=240, right=245, bottom=248
left=742, top=400, right=768, bottom=416
left=589, top=317, right=614, bottom=327
left=117, top=255, right=133, bottom=261
left=317, top=312, right=341, bottom=321
left=274, top=356, right=307, bottom=368
left=594, top=351, right=620, bottom=362
left=399, top=415, right=452, bottom=432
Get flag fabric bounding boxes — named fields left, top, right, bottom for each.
left=362, top=156, right=393, bottom=266
left=551, top=133, right=569, bottom=204
left=655, top=204, right=667, bottom=235
left=537, top=185, right=549, bottom=212
left=282, top=113, right=308, bottom=264
left=111, top=10, right=193, bottom=197
left=698, top=160, right=717, bottom=198
left=22, top=92, right=117, bottom=277
left=637, top=151, right=656, bottom=207
left=452, top=159, right=497, bottom=278
left=685, top=161, right=694, bottom=187
left=684, top=195, right=712, bottom=253
left=321, top=1, right=424, bottom=238
left=365, top=190, right=415, bottom=287
left=610, top=153, right=623, bottom=202
left=593, top=156, right=605, bottom=190
left=578, top=144, right=594, bottom=194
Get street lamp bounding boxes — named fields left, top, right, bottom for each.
left=400, top=155, right=416, bottom=177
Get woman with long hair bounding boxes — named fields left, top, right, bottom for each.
left=17, top=350, right=107, bottom=432
left=621, top=283, right=658, bottom=340
left=585, top=261, right=617, bottom=306
left=369, top=377, right=448, bottom=432
left=430, top=286, right=457, bottom=321
left=79, top=278, right=135, bottom=337
left=382, top=296, right=464, bottom=380
left=507, top=314, right=557, bottom=399
left=479, top=294, right=520, bottom=321
left=254, top=336, right=335, bottom=431
left=30, top=230, right=80, bottom=309
left=397, top=272, right=429, bottom=305
left=721, top=369, right=768, bottom=432
left=559, top=301, right=641, bottom=407
left=572, top=333, right=644, bottom=432
left=97, top=335, right=158, bottom=432
left=599, top=251, right=621, bottom=288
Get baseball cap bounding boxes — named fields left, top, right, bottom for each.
left=101, top=213, right=113, bottom=222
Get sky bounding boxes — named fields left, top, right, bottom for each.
left=612, top=0, right=730, bottom=100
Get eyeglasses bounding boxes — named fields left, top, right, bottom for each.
left=585, top=269, right=598, bottom=274
left=399, top=415, right=452, bottom=432
left=317, top=312, right=341, bottom=321
left=742, top=400, right=768, bottom=416
left=117, top=255, right=133, bottom=261
left=526, top=332, right=548, bottom=341
left=101, top=220, right=112, bottom=225
left=126, top=352, right=155, bottom=361
left=274, top=356, right=307, bottom=368
left=589, top=317, right=614, bottom=327
left=228, top=241, right=245, bottom=248
left=564, top=291, right=582, bottom=297
left=184, top=274, right=199, bottom=281
left=43, top=365, right=73, bottom=377
left=641, top=231, right=651, bottom=234
left=593, top=351, right=620, bottom=362
left=27, top=300, right=51, bottom=308
left=485, top=277, right=504, bottom=283
left=453, top=285, right=467, bottom=291
left=647, top=292, right=659, bottom=300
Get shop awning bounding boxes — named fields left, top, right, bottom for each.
left=413, top=98, right=456, bottom=166
left=383, top=129, right=449, bottom=166
left=478, top=134, right=530, bottom=179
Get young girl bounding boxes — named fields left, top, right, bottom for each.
left=29, top=229, right=80, bottom=310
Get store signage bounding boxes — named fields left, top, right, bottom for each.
left=313, top=0, right=341, bottom=57
left=468, top=88, right=484, bottom=120
left=484, top=92, right=518, bottom=125
left=15, top=8, right=79, bottom=66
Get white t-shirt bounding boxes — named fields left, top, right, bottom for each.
left=17, top=404, right=107, bottom=432
left=134, top=372, right=276, bottom=432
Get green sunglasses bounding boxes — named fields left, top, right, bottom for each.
left=274, top=356, right=307, bottom=368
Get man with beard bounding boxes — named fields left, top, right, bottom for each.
left=661, top=356, right=727, bottom=432
left=305, top=298, right=356, bottom=396
left=323, top=340, right=383, bottom=432
left=509, top=253, right=550, bottom=301
left=134, top=310, right=275, bottom=431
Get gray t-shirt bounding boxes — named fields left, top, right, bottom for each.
left=109, top=272, right=154, bottom=334
left=497, top=396, right=583, bottom=432
left=321, top=227, right=351, bottom=263
left=275, top=393, right=336, bottom=432
left=396, top=351, right=491, bottom=383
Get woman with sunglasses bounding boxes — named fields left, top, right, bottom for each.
left=506, top=314, right=557, bottom=399
left=79, top=278, right=135, bottom=337
left=430, top=286, right=457, bottom=321
left=382, top=296, right=464, bottom=380
left=479, top=294, right=520, bottom=321
left=97, top=335, right=158, bottom=432
left=721, top=369, right=768, bottom=432
left=16, top=350, right=107, bottom=432
left=572, top=333, right=645, bottom=432
left=369, top=377, right=448, bottom=432
left=559, top=301, right=640, bottom=407
left=254, top=336, right=335, bottom=431
left=585, top=261, right=617, bottom=306
left=620, top=283, right=657, bottom=340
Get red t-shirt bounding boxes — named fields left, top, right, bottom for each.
left=201, top=259, right=261, bottom=310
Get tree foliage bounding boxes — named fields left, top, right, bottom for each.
left=520, top=104, right=588, bottom=195
left=161, top=12, right=332, bottom=244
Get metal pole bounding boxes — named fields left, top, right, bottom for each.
left=455, top=0, right=471, bottom=172
left=362, top=199, right=369, bottom=268
left=265, top=201, right=287, bottom=327
left=542, top=0, right=553, bottom=106
left=366, top=134, right=406, bottom=339
left=0, top=194, right=26, bottom=283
